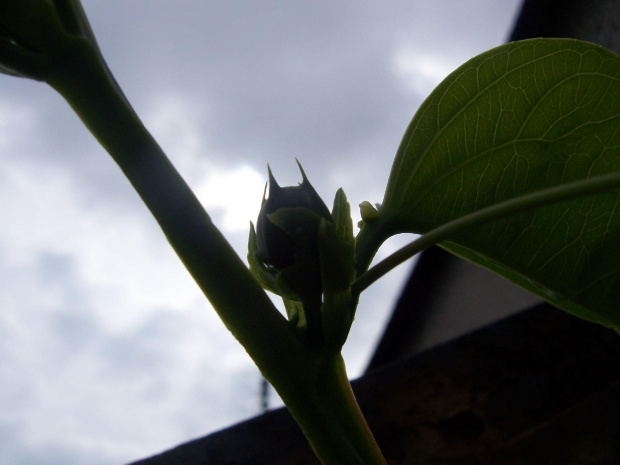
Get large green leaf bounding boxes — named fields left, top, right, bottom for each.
left=358, top=39, right=620, bottom=331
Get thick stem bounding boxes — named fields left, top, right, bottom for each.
left=45, top=36, right=304, bottom=385
left=279, top=353, right=387, bottom=465
left=43, top=36, right=388, bottom=465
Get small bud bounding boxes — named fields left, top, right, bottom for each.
left=359, top=201, right=379, bottom=221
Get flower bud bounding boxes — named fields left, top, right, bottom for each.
left=249, top=164, right=357, bottom=350
left=256, top=163, right=332, bottom=274
left=252, top=163, right=334, bottom=348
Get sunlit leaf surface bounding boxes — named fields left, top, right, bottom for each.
left=362, top=39, right=620, bottom=330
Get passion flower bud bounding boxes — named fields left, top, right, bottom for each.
left=250, top=165, right=357, bottom=350
left=256, top=163, right=332, bottom=273
left=253, top=163, right=333, bottom=348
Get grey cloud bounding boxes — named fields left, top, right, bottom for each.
left=0, top=0, right=522, bottom=211
left=83, top=1, right=520, bottom=174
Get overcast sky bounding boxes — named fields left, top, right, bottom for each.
left=0, top=1, right=522, bottom=464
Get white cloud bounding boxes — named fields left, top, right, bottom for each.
left=0, top=113, right=260, bottom=464
left=144, top=94, right=205, bottom=182
left=195, top=164, right=265, bottom=233
left=0, top=101, right=34, bottom=150
left=392, top=50, right=461, bottom=97
left=143, top=93, right=266, bottom=234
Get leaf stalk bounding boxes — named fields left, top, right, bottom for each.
left=353, top=172, right=620, bottom=295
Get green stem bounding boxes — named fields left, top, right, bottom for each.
left=281, top=353, right=387, bottom=465
left=43, top=35, right=387, bottom=465
left=353, top=172, right=620, bottom=295
left=45, top=35, right=304, bottom=389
